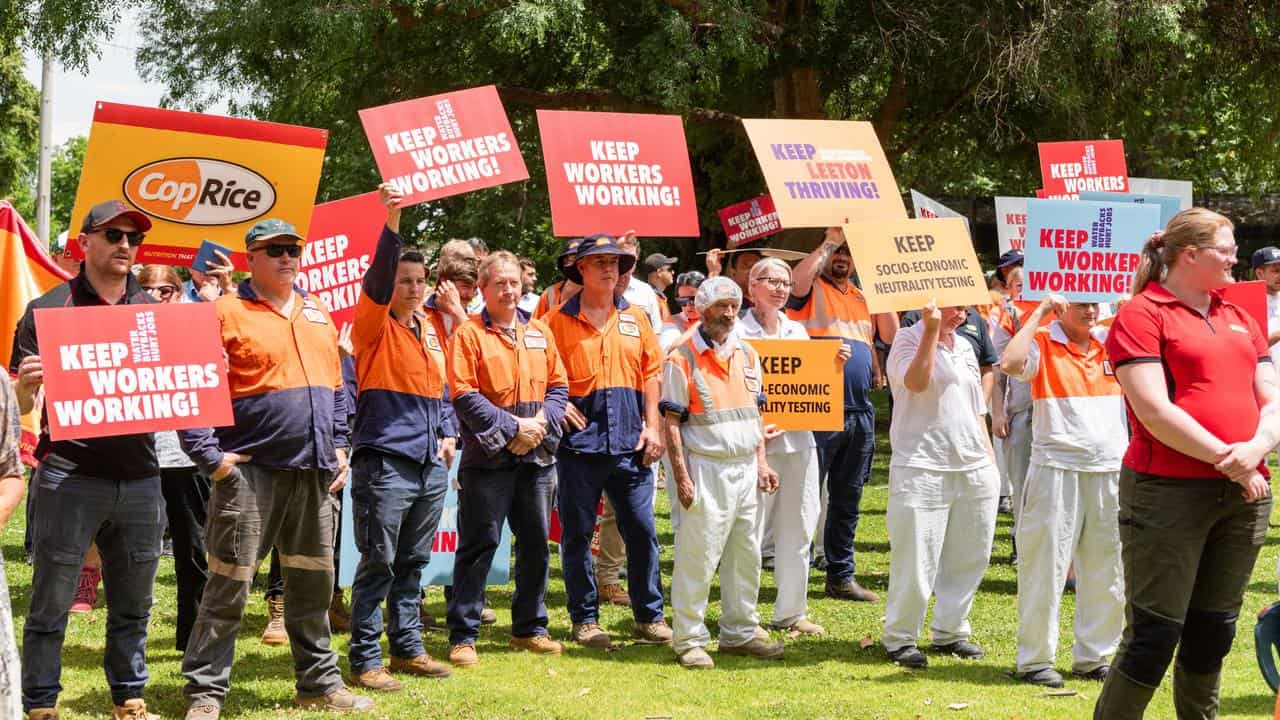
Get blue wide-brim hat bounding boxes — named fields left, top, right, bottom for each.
left=564, top=234, right=637, bottom=284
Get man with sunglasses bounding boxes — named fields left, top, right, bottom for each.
left=10, top=200, right=165, bottom=720
left=179, top=218, right=370, bottom=718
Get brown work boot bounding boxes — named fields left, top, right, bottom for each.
left=633, top=620, right=674, bottom=645
left=419, top=600, right=436, bottom=629
left=598, top=583, right=631, bottom=607
left=677, top=646, right=714, bottom=669
left=183, top=705, right=219, bottom=720
left=449, top=643, right=479, bottom=668
left=351, top=667, right=402, bottom=692
left=571, top=622, right=612, bottom=648
left=480, top=606, right=497, bottom=625
left=261, top=595, right=287, bottom=645
left=28, top=708, right=59, bottom=720
left=294, top=687, right=374, bottom=712
left=390, top=653, right=452, bottom=678
left=825, top=579, right=880, bottom=603
left=775, top=618, right=826, bottom=637
left=328, top=590, right=351, bottom=633
left=112, top=699, right=154, bottom=720
left=719, top=636, right=785, bottom=660
left=510, top=634, right=564, bottom=655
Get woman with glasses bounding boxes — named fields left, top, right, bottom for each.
left=736, top=258, right=849, bottom=636
left=137, top=264, right=212, bottom=652
left=1095, top=209, right=1276, bottom=718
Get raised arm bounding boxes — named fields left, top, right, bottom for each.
left=790, top=227, right=844, bottom=300
left=902, top=304, right=941, bottom=393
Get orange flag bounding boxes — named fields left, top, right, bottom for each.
left=0, top=201, right=73, bottom=465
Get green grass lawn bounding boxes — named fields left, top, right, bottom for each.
left=5, top=394, right=1280, bottom=719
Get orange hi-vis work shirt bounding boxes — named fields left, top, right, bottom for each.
left=990, top=297, right=1056, bottom=414
left=351, top=226, right=455, bottom=466
left=660, top=328, right=765, bottom=459
left=449, top=310, right=570, bottom=470
left=179, top=283, right=347, bottom=476
left=786, top=274, right=875, bottom=413
left=1009, top=321, right=1126, bottom=472
left=534, top=280, right=578, bottom=320
left=542, top=293, right=662, bottom=455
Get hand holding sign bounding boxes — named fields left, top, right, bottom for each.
left=378, top=182, right=404, bottom=233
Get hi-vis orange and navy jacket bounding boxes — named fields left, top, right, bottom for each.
left=449, top=309, right=569, bottom=470
left=785, top=274, right=876, bottom=414
left=541, top=293, right=662, bottom=455
left=180, top=283, right=348, bottom=476
left=351, top=226, right=455, bottom=465
left=533, top=280, right=576, bottom=319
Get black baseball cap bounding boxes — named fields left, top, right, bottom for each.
left=1253, top=246, right=1280, bottom=269
left=642, top=253, right=678, bottom=275
left=80, top=200, right=152, bottom=235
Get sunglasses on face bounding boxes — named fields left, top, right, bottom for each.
left=143, top=285, right=179, bottom=300
left=676, top=296, right=696, bottom=306
left=100, top=227, right=146, bottom=247
left=260, top=244, right=302, bottom=258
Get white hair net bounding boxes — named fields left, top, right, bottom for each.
left=694, top=275, right=742, bottom=313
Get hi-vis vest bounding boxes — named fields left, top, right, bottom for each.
left=666, top=336, right=764, bottom=459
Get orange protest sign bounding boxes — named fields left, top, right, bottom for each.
left=844, top=217, right=988, bottom=314
left=742, top=119, right=906, bottom=228
left=744, top=338, right=843, bottom=432
left=69, top=102, right=327, bottom=269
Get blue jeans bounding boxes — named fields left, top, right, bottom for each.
left=816, top=409, right=875, bottom=584
left=348, top=450, right=448, bottom=672
left=447, top=463, right=554, bottom=645
left=22, top=456, right=164, bottom=710
left=556, top=450, right=664, bottom=625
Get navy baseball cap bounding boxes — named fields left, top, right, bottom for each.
left=1253, top=246, right=1280, bottom=269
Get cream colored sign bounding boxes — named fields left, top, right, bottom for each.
left=845, top=217, right=988, bottom=314
left=742, top=119, right=906, bottom=228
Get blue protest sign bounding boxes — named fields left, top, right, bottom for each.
left=1078, top=191, right=1181, bottom=228
left=338, top=456, right=512, bottom=588
left=1024, top=199, right=1162, bottom=303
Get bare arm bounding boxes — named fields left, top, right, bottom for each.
left=874, top=311, right=899, bottom=345
left=903, top=305, right=941, bottom=393
left=1214, top=362, right=1280, bottom=478
left=664, top=413, right=694, bottom=509
left=790, top=228, right=843, bottom=300
left=1000, top=295, right=1062, bottom=377
left=1116, top=362, right=1229, bottom=465
left=980, top=364, right=994, bottom=411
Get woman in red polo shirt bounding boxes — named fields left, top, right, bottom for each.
left=1096, top=208, right=1277, bottom=719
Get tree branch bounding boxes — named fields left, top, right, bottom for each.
left=660, top=0, right=784, bottom=42
left=888, top=77, right=982, bottom=159
left=495, top=86, right=743, bottom=128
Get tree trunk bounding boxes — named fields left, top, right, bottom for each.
left=773, top=67, right=824, bottom=118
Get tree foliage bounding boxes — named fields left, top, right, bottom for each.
left=0, top=44, right=39, bottom=210
left=7, top=1, right=1280, bottom=265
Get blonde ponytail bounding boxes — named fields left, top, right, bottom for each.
left=1130, top=208, right=1233, bottom=295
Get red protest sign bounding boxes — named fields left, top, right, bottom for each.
left=1217, top=280, right=1268, bottom=334
left=536, top=110, right=699, bottom=237
left=1038, top=140, right=1128, bottom=200
left=298, top=192, right=384, bottom=344
left=34, top=303, right=233, bottom=441
left=359, top=85, right=528, bottom=207
left=718, top=195, right=780, bottom=248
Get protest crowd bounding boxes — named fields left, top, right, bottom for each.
left=0, top=96, right=1276, bottom=720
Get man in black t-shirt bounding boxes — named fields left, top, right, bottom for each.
left=11, top=200, right=163, bottom=720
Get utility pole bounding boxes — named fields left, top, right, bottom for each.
left=36, top=51, right=54, bottom=244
